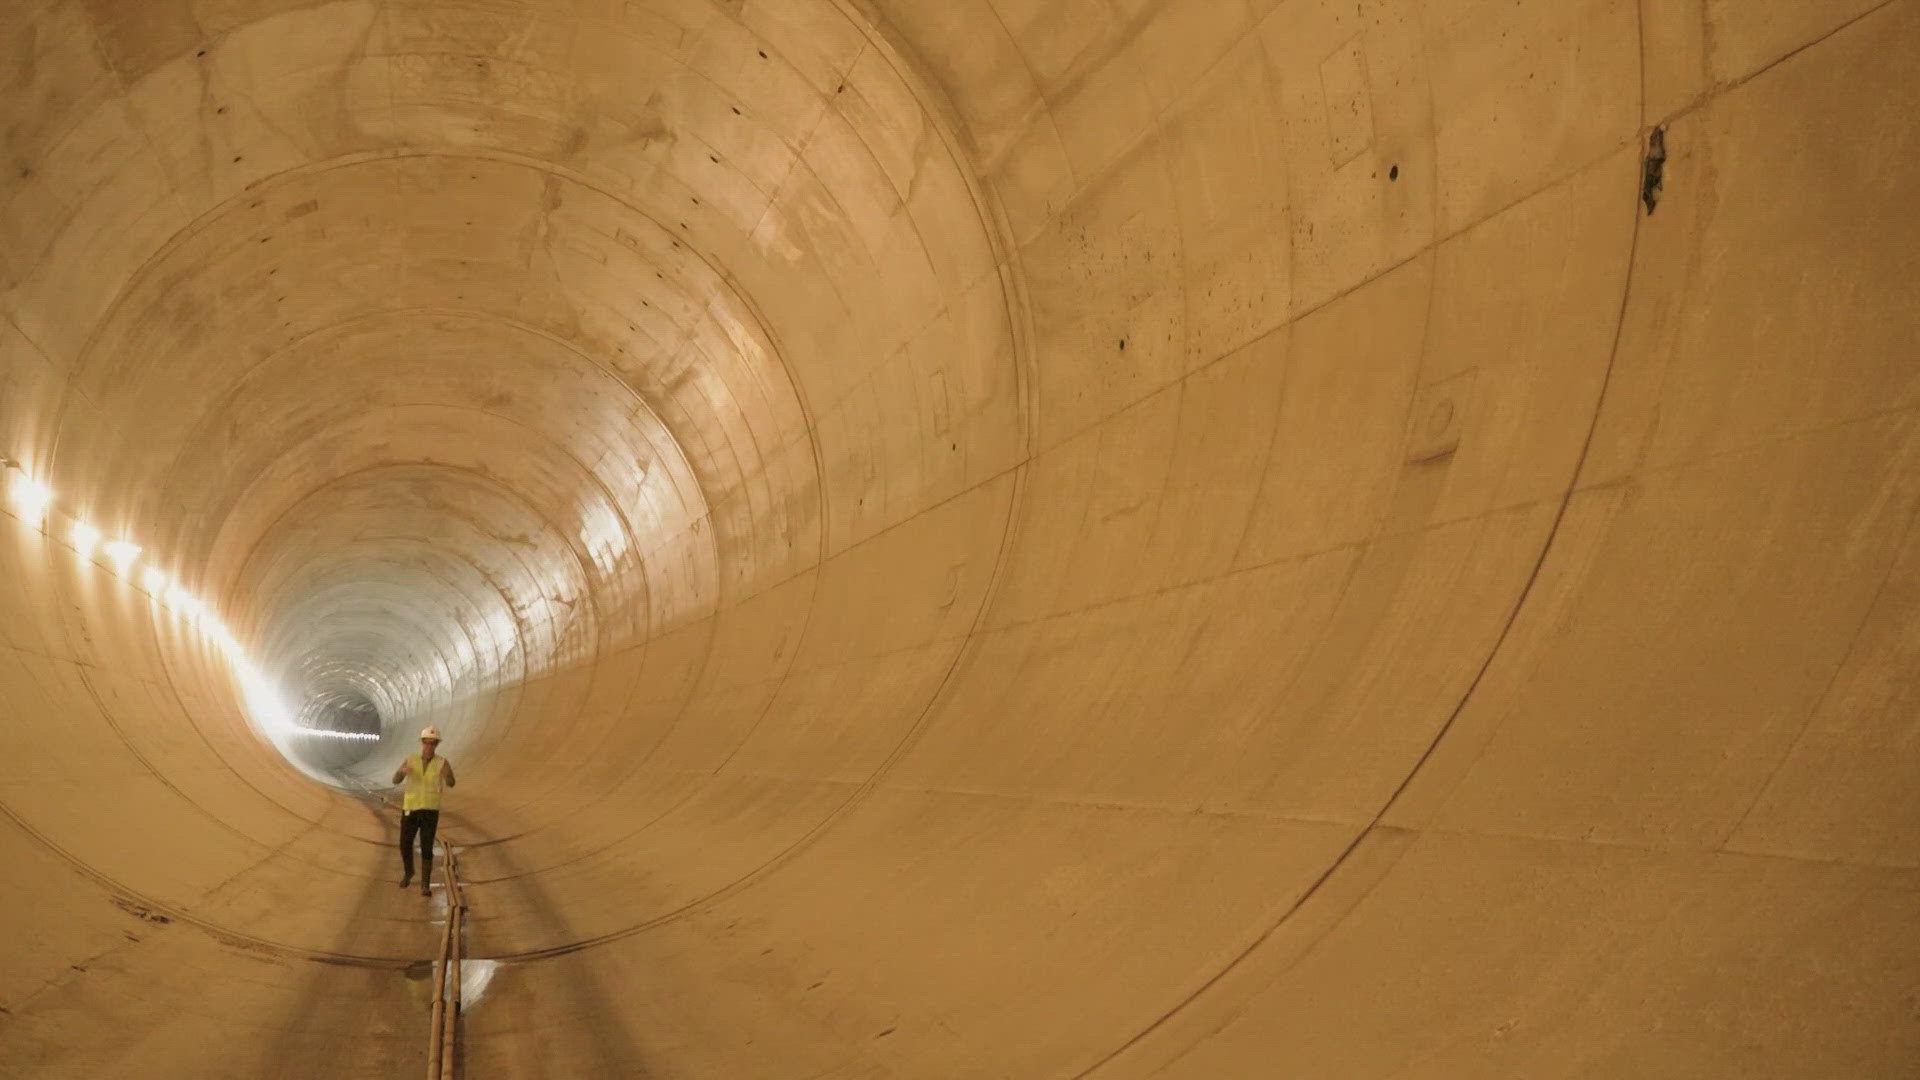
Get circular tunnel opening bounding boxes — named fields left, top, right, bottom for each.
left=289, top=688, right=383, bottom=772
left=12, top=1, right=1917, bottom=1077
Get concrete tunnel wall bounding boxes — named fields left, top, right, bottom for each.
left=1, top=0, right=1918, bottom=1075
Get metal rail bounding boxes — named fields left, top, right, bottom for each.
left=427, top=838, right=466, bottom=1080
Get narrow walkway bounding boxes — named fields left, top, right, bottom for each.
left=246, top=794, right=453, bottom=1078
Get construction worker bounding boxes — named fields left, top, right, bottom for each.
left=392, top=726, right=457, bottom=896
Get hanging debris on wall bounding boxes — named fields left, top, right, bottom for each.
left=1642, top=126, right=1667, bottom=214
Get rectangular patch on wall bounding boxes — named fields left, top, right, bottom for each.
left=1320, top=36, right=1376, bottom=168
left=928, top=367, right=953, bottom=435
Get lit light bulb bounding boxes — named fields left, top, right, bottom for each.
left=102, top=539, right=140, bottom=574
left=8, top=471, right=53, bottom=526
left=71, top=520, right=101, bottom=559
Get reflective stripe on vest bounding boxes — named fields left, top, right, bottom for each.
left=403, top=754, right=446, bottom=812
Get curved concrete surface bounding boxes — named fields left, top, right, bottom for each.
left=3, top=0, right=1919, bottom=1075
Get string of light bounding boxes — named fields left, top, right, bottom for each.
left=4, top=461, right=378, bottom=741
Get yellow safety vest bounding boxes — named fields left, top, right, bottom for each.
left=402, top=754, right=448, bottom=812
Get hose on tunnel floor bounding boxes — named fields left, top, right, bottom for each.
left=428, top=839, right=465, bottom=1079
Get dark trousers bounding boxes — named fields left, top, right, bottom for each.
left=400, top=809, right=440, bottom=880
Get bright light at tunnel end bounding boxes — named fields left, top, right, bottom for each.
left=238, top=664, right=377, bottom=742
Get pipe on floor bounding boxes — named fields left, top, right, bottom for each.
left=428, top=841, right=464, bottom=1080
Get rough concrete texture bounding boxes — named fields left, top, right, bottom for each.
left=2, top=0, right=1918, bottom=1076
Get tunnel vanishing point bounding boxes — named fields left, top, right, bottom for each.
left=3, top=0, right=1919, bottom=1076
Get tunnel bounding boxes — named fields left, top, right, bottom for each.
left=3, top=0, right=1918, bottom=1075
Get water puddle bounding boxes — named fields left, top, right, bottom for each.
left=460, top=959, right=502, bottom=1010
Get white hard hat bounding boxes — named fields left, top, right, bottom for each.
left=420, top=726, right=441, bottom=741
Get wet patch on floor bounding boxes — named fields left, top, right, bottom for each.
left=460, top=959, right=502, bottom=1010
left=403, top=958, right=438, bottom=1009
